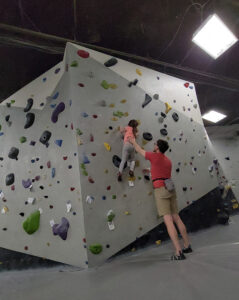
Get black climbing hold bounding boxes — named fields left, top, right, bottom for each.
left=133, top=79, right=138, bottom=85
left=6, top=173, right=14, bottom=186
left=0, top=157, right=3, bottom=161
left=225, top=157, right=230, bottom=160
left=142, top=94, right=152, bottom=108
left=176, top=168, right=180, bottom=173
left=39, top=186, right=44, bottom=190
left=144, top=175, right=150, bottom=181
left=172, top=112, right=179, bottom=122
left=143, top=132, right=153, bottom=141
left=6, top=103, right=11, bottom=108
left=104, top=58, right=118, bottom=67
left=39, top=130, right=52, bottom=145
left=160, top=129, right=168, bottom=136
left=112, top=155, right=127, bottom=169
left=183, top=187, right=187, bottom=192
left=24, top=113, right=35, bottom=129
left=153, top=94, right=159, bottom=100
left=106, top=244, right=110, bottom=248
left=24, top=98, right=33, bottom=112
left=5, top=115, right=10, bottom=122
left=161, top=112, right=166, bottom=118
left=8, top=147, right=19, bottom=160
left=19, top=212, right=25, bottom=217
left=164, top=124, right=167, bottom=128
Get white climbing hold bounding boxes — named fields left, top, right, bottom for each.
left=0, top=191, right=5, bottom=199
left=108, top=222, right=115, bottom=231
left=27, top=197, right=36, bottom=204
left=128, top=180, right=134, bottom=187
left=38, top=208, right=43, bottom=214
left=50, top=219, right=55, bottom=227
left=86, top=195, right=95, bottom=204
left=1, top=206, right=9, bottom=214
left=66, top=201, right=72, bottom=213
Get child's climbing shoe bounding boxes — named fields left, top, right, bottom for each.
left=182, top=245, right=193, bottom=254
left=171, top=251, right=186, bottom=261
left=129, top=170, right=134, bottom=177
left=117, top=173, right=122, bottom=182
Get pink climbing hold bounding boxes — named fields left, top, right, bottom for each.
left=184, top=82, right=189, bottom=88
left=77, top=49, right=90, bottom=58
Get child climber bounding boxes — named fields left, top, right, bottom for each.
left=118, top=120, right=138, bottom=182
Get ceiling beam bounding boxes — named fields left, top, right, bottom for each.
left=0, top=23, right=239, bottom=91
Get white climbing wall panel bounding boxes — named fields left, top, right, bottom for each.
left=0, top=42, right=223, bottom=268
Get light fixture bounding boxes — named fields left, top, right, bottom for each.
left=202, top=110, right=227, bottom=123
left=192, top=14, right=238, bottom=59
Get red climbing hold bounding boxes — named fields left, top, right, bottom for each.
left=107, top=186, right=111, bottom=190
left=88, top=176, right=94, bottom=184
left=91, top=153, right=96, bottom=156
left=70, top=187, right=75, bottom=191
left=47, top=161, right=51, bottom=168
left=63, top=156, right=68, bottom=160
left=92, top=114, right=98, bottom=119
left=78, top=83, right=85, bottom=87
left=83, top=238, right=86, bottom=243
left=77, top=49, right=90, bottom=58
left=90, top=134, right=94, bottom=142
left=49, top=205, right=53, bottom=209
left=184, top=82, right=189, bottom=88
left=71, top=123, right=74, bottom=130
left=24, top=246, right=28, bottom=250
left=11, top=185, right=15, bottom=191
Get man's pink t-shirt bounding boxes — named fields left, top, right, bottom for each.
left=124, top=126, right=134, bottom=143
left=145, top=151, right=172, bottom=188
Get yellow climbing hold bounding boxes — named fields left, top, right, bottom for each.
left=148, top=191, right=153, bottom=196
left=156, top=240, right=161, bottom=245
left=1, top=206, right=9, bottom=214
left=104, top=143, right=111, bottom=151
left=142, top=139, right=148, bottom=145
left=109, top=103, right=115, bottom=108
left=225, top=185, right=231, bottom=190
left=165, top=102, right=172, bottom=114
left=105, top=130, right=109, bottom=134
left=128, top=176, right=136, bottom=181
left=136, top=69, right=142, bottom=76
left=109, top=83, right=118, bottom=89
left=231, top=199, right=237, bottom=203
left=124, top=112, right=129, bottom=117
left=233, top=203, right=239, bottom=209
left=111, top=117, right=118, bottom=121
left=104, top=169, right=109, bottom=174
left=125, top=211, right=130, bottom=215
left=77, top=136, right=83, bottom=145
left=135, top=160, right=140, bottom=167
left=137, top=120, right=141, bottom=125
left=120, top=99, right=127, bottom=103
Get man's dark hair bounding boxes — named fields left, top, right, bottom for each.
left=157, top=139, right=169, bottom=153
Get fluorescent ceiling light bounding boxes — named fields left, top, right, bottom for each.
left=192, top=14, right=238, bottom=59
left=202, top=110, right=227, bottom=123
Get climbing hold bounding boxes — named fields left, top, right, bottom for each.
left=23, top=210, right=40, bottom=235
left=158, top=116, right=164, bottom=123
left=92, top=114, right=98, bottom=118
left=89, top=244, right=103, bottom=255
left=144, top=175, right=150, bottom=181
left=143, top=132, right=153, bottom=141
left=24, top=113, right=35, bottom=129
left=63, top=156, right=68, bottom=160
left=22, top=179, right=32, bottom=189
left=27, top=197, right=36, bottom=204
left=76, top=128, right=83, bottom=136
left=1, top=206, right=9, bottom=214
left=90, top=134, right=94, bottom=142
left=225, top=157, right=230, bottom=160
left=8, top=147, right=19, bottom=160
left=70, top=187, right=75, bottom=191
left=107, top=210, right=115, bottom=222
left=165, top=102, right=172, bottom=114
left=52, top=217, right=70, bottom=240
left=101, top=80, right=109, bottom=89
left=20, top=136, right=27, bottom=143
left=133, top=79, right=138, bottom=85
left=82, top=154, right=90, bottom=164
left=51, top=168, right=56, bottom=178
left=104, top=142, right=111, bottom=151
left=77, top=49, right=89, bottom=58
left=184, top=82, right=189, bottom=88
left=24, top=98, right=34, bottom=112
left=109, top=83, right=117, bottom=89
left=142, top=94, right=152, bottom=108
left=71, top=60, right=78, bottom=67
left=192, top=167, right=197, bottom=175
left=172, top=112, right=179, bottom=122
left=107, top=186, right=111, bottom=191
left=104, top=57, right=118, bottom=67
left=6, top=173, right=14, bottom=186
left=47, top=161, right=51, bottom=168
left=111, top=117, right=118, bottom=121
left=153, top=94, right=159, bottom=100
left=81, top=112, right=88, bottom=118
left=160, top=128, right=168, bottom=136
left=51, top=102, right=65, bottom=123
left=155, top=240, right=161, bottom=245
left=98, top=100, right=107, bottom=107
left=183, top=187, right=187, bottom=192
left=120, top=99, right=127, bottom=103
left=29, top=141, right=36, bottom=146
left=55, top=139, right=62, bottom=147
left=88, top=176, right=94, bottom=184
left=78, top=83, right=84, bottom=87
left=109, top=103, right=115, bottom=108
left=124, top=211, right=130, bottom=215
left=66, top=201, right=72, bottom=213
left=86, top=195, right=94, bottom=204
left=136, top=69, right=142, bottom=76
left=112, top=155, right=127, bottom=169
left=55, top=68, right=61, bottom=74
left=40, top=131, right=51, bottom=145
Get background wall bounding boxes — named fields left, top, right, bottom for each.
left=206, top=125, right=239, bottom=200
left=0, top=42, right=226, bottom=267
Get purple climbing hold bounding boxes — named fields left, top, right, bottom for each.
left=52, top=217, right=70, bottom=240
left=51, top=102, right=65, bottom=123
left=81, top=112, right=88, bottom=118
left=55, top=68, right=61, bottom=74
left=83, top=154, right=90, bottom=164
left=55, top=139, right=63, bottom=147
left=22, top=179, right=32, bottom=189
left=30, top=141, right=36, bottom=146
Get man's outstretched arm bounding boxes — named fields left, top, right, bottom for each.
left=130, top=138, right=146, bottom=158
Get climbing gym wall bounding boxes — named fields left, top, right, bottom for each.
left=207, top=125, right=239, bottom=200
left=0, top=42, right=226, bottom=268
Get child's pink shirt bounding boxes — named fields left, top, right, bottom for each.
left=124, top=126, right=134, bottom=143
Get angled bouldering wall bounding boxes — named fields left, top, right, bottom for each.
left=0, top=42, right=230, bottom=268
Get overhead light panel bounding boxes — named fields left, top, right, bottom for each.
left=202, top=110, right=227, bottom=123
left=192, top=14, right=238, bottom=59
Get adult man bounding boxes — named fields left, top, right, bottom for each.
left=130, top=138, right=192, bottom=260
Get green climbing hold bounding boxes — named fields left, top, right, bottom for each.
left=113, top=111, right=124, bottom=118
left=101, top=80, right=109, bottom=89
left=71, top=60, right=78, bottom=67
left=20, top=136, right=27, bottom=143
left=23, top=210, right=40, bottom=235
left=107, top=212, right=115, bottom=222
left=76, top=128, right=83, bottom=136
left=89, top=244, right=103, bottom=255
left=112, top=195, right=116, bottom=199
left=11, top=100, right=15, bottom=104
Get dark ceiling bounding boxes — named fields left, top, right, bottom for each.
left=0, top=0, right=238, bottom=126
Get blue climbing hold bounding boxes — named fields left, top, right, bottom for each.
left=55, top=68, right=61, bottom=74
left=50, top=104, right=56, bottom=108
left=0, top=132, right=4, bottom=136
left=69, top=100, right=72, bottom=106
left=102, top=196, right=106, bottom=200
left=83, top=154, right=90, bottom=164
left=81, top=112, right=88, bottom=118
left=52, top=168, right=56, bottom=178
left=52, top=92, right=59, bottom=100
left=43, top=77, right=47, bottom=82
left=55, top=140, right=63, bottom=147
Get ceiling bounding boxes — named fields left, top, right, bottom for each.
left=0, top=0, right=238, bottom=126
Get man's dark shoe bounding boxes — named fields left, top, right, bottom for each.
left=182, top=245, right=193, bottom=254
left=117, top=173, right=122, bottom=182
left=171, top=251, right=186, bottom=261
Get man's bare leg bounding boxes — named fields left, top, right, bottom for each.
left=163, top=214, right=182, bottom=255
left=172, top=214, right=190, bottom=248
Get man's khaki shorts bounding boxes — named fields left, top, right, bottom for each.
left=154, top=187, right=178, bottom=216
